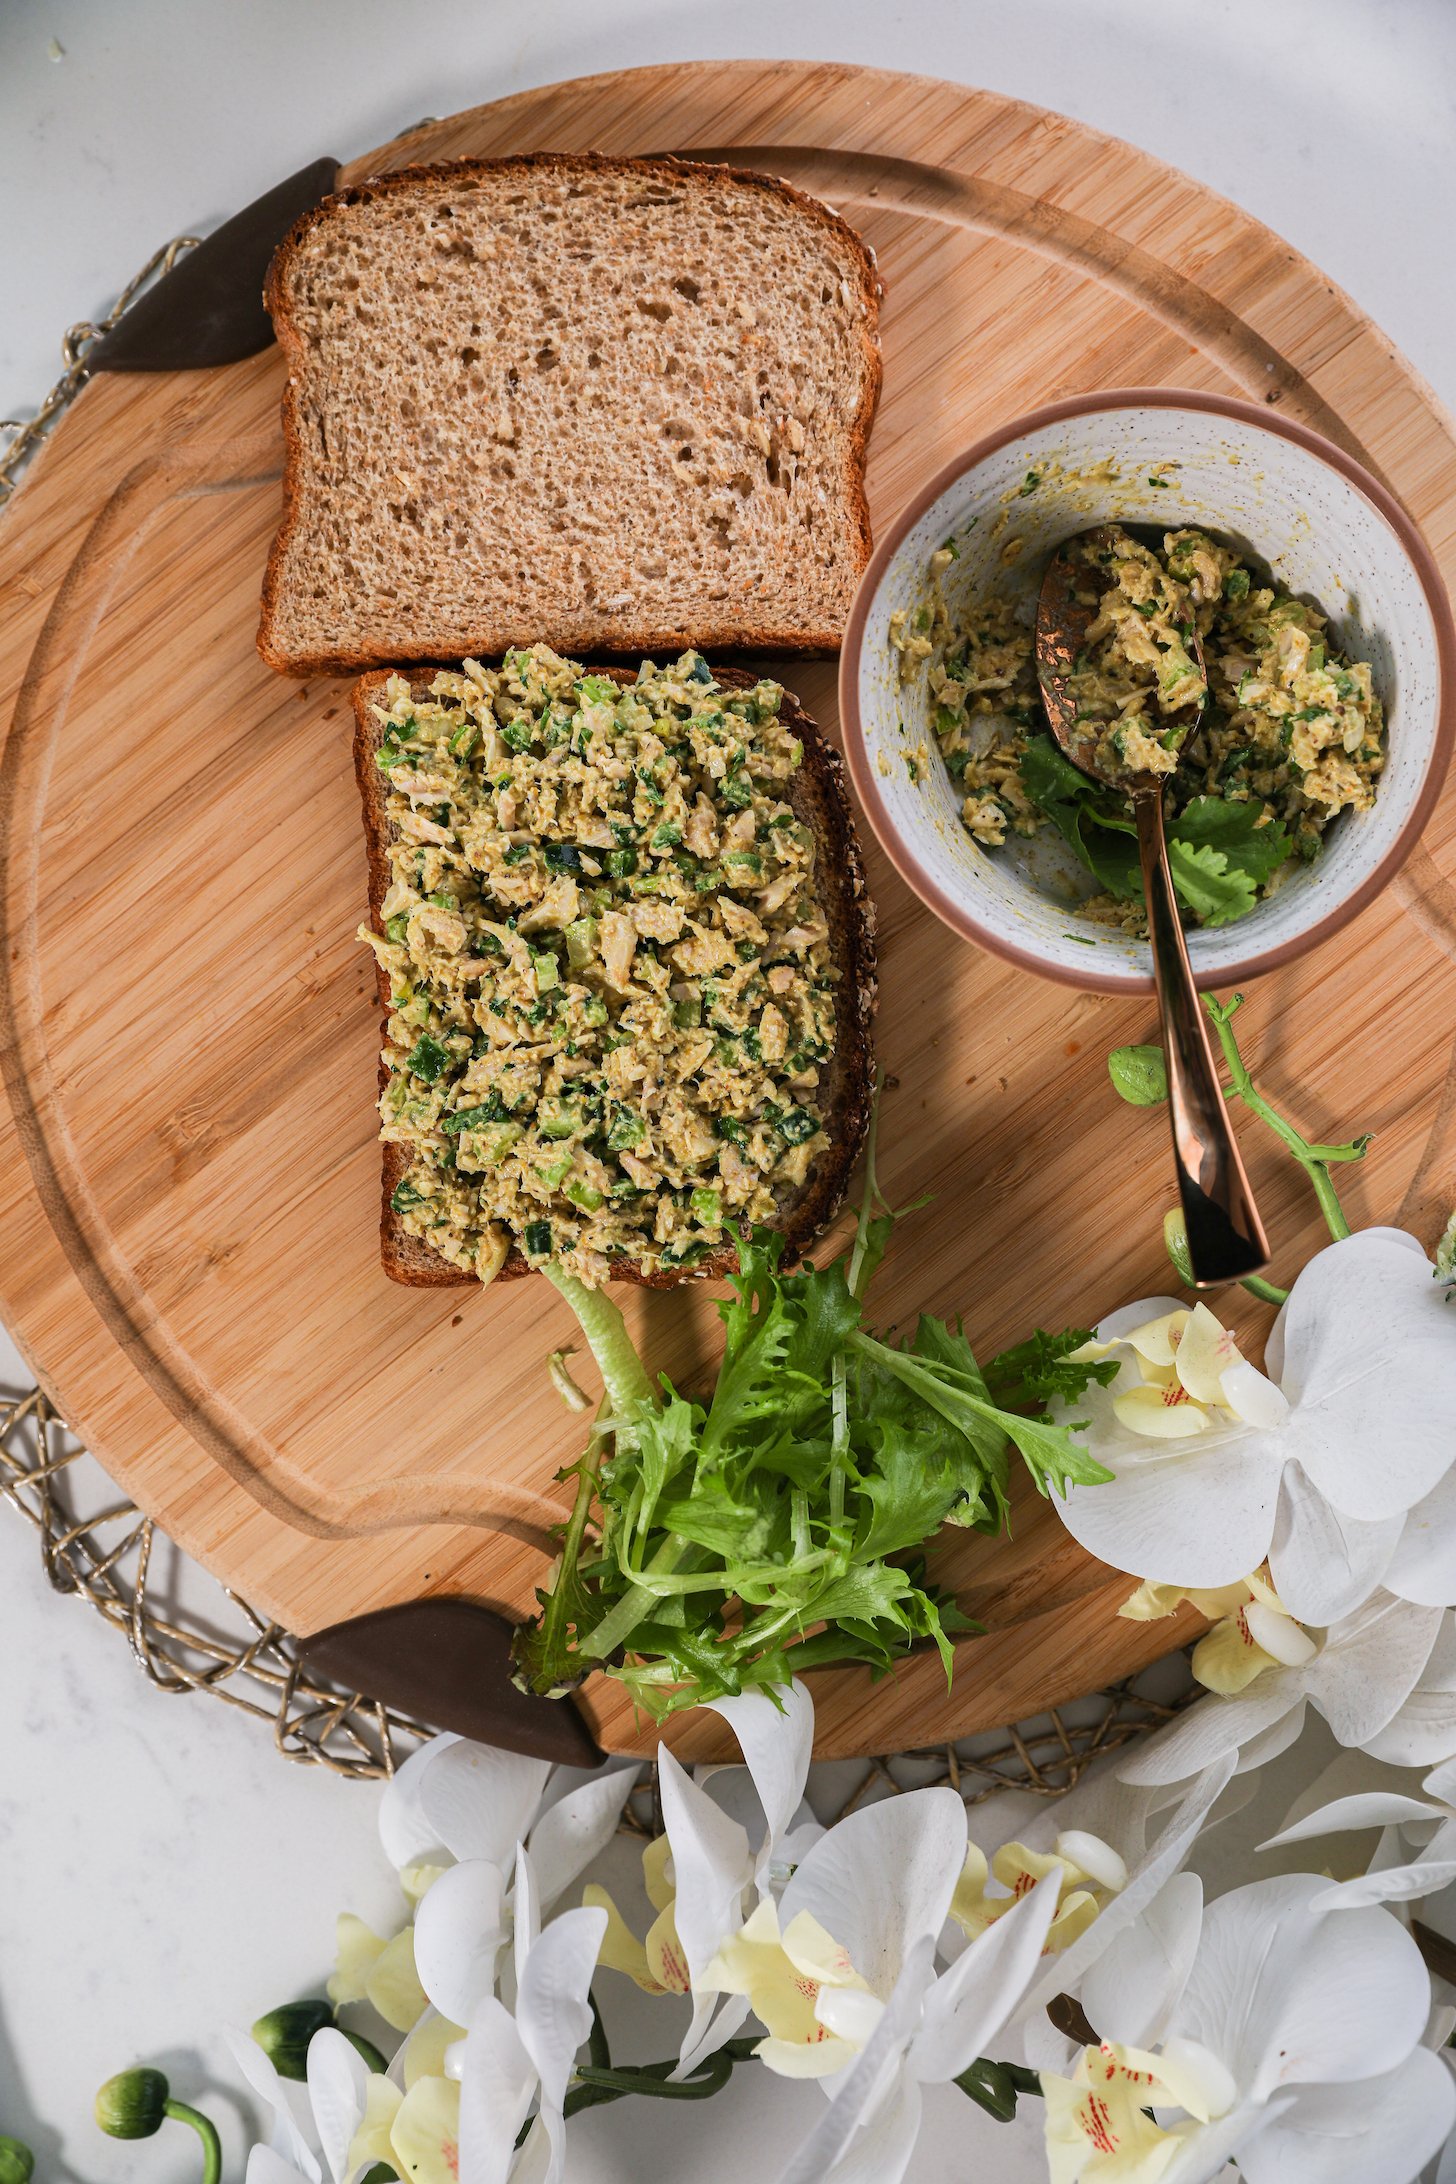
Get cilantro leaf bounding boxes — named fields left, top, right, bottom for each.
left=1165, top=838, right=1258, bottom=926
left=1173, top=796, right=1293, bottom=887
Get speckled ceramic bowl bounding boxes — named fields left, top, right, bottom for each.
left=840, top=390, right=1456, bottom=994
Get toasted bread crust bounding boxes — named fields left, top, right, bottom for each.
left=260, top=153, right=882, bottom=677
left=353, top=663, right=877, bottom=1289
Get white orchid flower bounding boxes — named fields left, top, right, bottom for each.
left=367, top=1732, right=638, bottom=2029
left=1054, top=1231, right=1456, bottom=1627
left=454, top=1845, right=607, bottom=2184
left=1013, top=1753, right=1236, bottom=2058
left=772, top=1870, right=1063, bottom=2184
left=587, top=1680, right=815, bottom=2069
left=1120, top=1594, right=1449, bottom=1789
left=699, top=1785, right=968, bottom=2078
left=1261, top=1750, right=1456, bottom=1911
left=1120, top=1568, right=1318, bottom=1695
left=231, top=2021, right=465, bottom=2184
left=950, top=1828, right=1128, bottom=1955
left=1041, top=1872, right=1454, bottom=2183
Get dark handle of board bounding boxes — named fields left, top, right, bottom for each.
left=298, top=1599, right=606, bottom=1767
left=88, top=157, right=341, bottom=374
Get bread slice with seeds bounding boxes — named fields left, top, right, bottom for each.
left=260, top=155, right=881, bottom=675
left=354, top=663, right=876, bottom=1289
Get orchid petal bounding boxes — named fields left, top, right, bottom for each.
left=515, top=1903, right=607, bottom=2180
left=1098, top=1298, right=1188, bottom=1345
left=1173, top=1303, right=1244, bottom=1403
left=914, top=1868, right=1061, bottom=2082
left=657, top=1746, right=755, bottom=2073
left=1243, top=1602, right=1316, bottom=1667
left=378, top=1733, right=460, bottom=1870
left=306, top=2028, right=370, bottom=2184
left=513, top=1840, right=540, bottom=1993
left=1269, top=1464, right=1403, bottom=1625
left=1219, top=1358, right=1289, bottom=1430
left=1112, top=1382, right=1214, bottom=1437
left=399, top=2012, right=466, bottom=2090
left=1260, top=1791, right=1442, bottom=1851
left=526, top=1764, right=640, bottom=1913
left=813, top=1987, right=886, bottom=2047
left=456, top=1996, right=535, bottom=2184
left=1119, top=1684, right=1302, bottom=1787
left=1057, top=1416, right=1283, bottom=1589
left=1229, top=1700, right=1311, bottom=1778
left=1235, top=2047, right=1456, bottom=2184
left=417, top=1741, right=552, bottom=1867
left=1019, top=1756, right=1232, bottom=2028
left=1127, top=1309, right=1189, bottom=1368
left=779, top=1787, right=967, bottom=2003
left=1425, top=1755, right=1456, bottom=1805
left=1080, top=1871, right=1204, bottom=2050
left=246, top=2151, right=311, bottom=2184
left=225, top=2030, right=322, bottom=2182
left=413, top=1858, right=508, bottom=2027
left=1313, top=1856, right=1456, bottom=1910
left=704, top=1679, right=814, bottom=1883
left=773, top=1936, right=934, bottom=2184
left=1168, top=1872, right=1431, bottom=2096
left=1278, top=1231, right=1456, bottom=1522
left=1382, top=1469, right=1456, bottom=1608
left=1309, top=1596, right=1443, bottom=1748
left=1363, top=1614, right=1456, bottom=1765
left=389, top=2076, right=460, bottom=2184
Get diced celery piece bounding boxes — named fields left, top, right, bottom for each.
left=532, top=952, right=561, bottom=993
left=565, top=918, right=597, bottom=970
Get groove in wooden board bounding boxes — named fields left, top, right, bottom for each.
left=0, top=62, right=1453, bottom=1760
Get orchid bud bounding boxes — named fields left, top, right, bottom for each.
left=95, top=2068, right=169, bottom=2139
left=0, top=2138, right=34, bottom=2184
left=1162, top=1208, right=1194, bottom=1287
left=1108, top=1043, right=1168, bottom=1106
left=252, top=1999, right=336, bottom=2080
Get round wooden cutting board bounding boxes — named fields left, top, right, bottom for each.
left=2, top=63, right=1454, bottom=1763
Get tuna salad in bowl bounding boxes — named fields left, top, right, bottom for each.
left=840, top=390, right=1455, bottom=994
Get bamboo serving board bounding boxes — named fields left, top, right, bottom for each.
left=2, top=62, right=1454, bottom=1765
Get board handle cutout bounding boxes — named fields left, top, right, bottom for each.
left=299, top=1599, right=605, bottom=1767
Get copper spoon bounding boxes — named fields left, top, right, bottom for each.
left=1036, top=527, right=1270, bottom=1289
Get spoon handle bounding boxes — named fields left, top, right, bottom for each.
left=1134, top=790, right=1271, bottom=1287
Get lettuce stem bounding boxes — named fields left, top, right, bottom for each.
left=543, top=1266, right=657, bottom=1442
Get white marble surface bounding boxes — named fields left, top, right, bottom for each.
left=3, top=2, right=1454, bottom=2177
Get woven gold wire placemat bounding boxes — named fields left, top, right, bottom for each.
left=0, top=237, right=1192, bottom=1792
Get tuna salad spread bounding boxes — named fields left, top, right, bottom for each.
left=891, top=523, right=1385, bottom=931
left=359, top=646, right=838, bottom=1287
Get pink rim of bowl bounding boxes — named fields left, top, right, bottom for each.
left=838, top=388, right=1456, bottom=997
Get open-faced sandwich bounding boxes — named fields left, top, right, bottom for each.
left=355, top=647, right=875, bottom=1288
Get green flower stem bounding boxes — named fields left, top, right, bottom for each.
left=588, top=1992, right=612, bottom=2074
left=561, top=2037, right=760, bottom=2123
left=1205, top=994, right=1363, bottom=1243
left=1241, top=1272, right=1291, bottom=1306
left=164, top=2103, right=222, bottom=2184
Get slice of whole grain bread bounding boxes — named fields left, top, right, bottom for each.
left=261, top=155, right=881, bottom=675
left=354, top=665, right=877, bottom=1289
